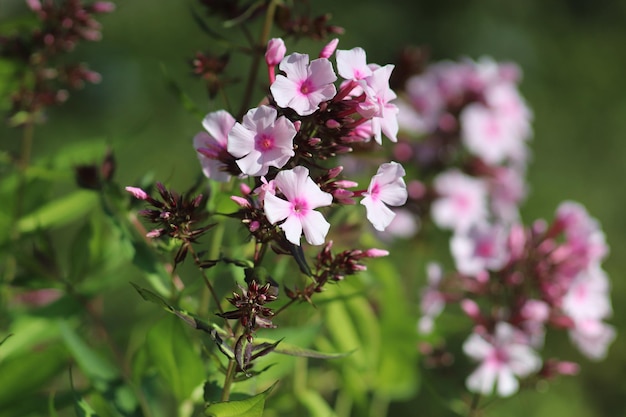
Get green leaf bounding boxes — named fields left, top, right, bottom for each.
left=160, top=63, right=204, bottom=119
left=204, top=382, right=276, bottom=417
left=70, top=370, right=100, bottom=417
left=254, top=337, right=352, bottom=359
left=296, top=390, right=338, bottom=417
left=145, top=315, right=206, bottom=401
left=17, top=190, right=98, bottom=234
left=0, top=343, right=68, bottom=408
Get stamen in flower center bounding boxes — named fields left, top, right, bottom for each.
left=256, top=133, right=275, bottom=151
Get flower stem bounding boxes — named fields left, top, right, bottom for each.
left=221, top=358, right=237, bottom=401
left=237, top=0, right=279, bottom=119
left=468, top=392, right=481, bottom=417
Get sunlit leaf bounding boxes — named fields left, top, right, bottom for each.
left=254, top=337, right=352, bottom=359
left=204, top=382, right=276, bottom=417
left=17, top=190, right=98, bottom=234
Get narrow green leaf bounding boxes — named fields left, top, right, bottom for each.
left=17, top=190, right=98, bottom=234
left=160, top=63, right=204, bottom=119
left=254, top=337, right=352, bottom=359
left=204, top=382, right=276, bottom=417
left=58, top=320, right=118, bottom=382
left=296, top=390, right=338, bottom=417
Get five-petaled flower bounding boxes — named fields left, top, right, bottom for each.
left=194, top=110, right=236, bottom=182
left=227, top=105, right=297, bottom=176
left=270, top=52, right=337, bottom=116
left=263, top=166, right=333, bottom=246
left=463, top=322, right=542, bottom=397
left=360, top=161, right=408, bottom=231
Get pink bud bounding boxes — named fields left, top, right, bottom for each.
left=293, top=120, right=301, bottom=131
left=326, top=166, right=343, bottom=179
left=325, top=119, right=341, bottom=129
left=249, top=221, right=260, bottom=232
left=319, top=38, right=339, bottom=59
left=26, top=0, right=41, bottom=12
left=125, top=186, right=149, bottom=200
left=461, top=299, right=481, bottom=321
left=240, top=183, right=252, bottom=195
left=363, top=248, right=389, bottom=258
left=92, top=1, right=116, bottom=13
left=230, top=196, right=250, bottom=208
left=334, top=180, right=358, bottom=189
left=265, top=38, right=286, bottom=67
left=555, top=361, right=579, bottom=376
left=146, top=229, right=164, bottom=238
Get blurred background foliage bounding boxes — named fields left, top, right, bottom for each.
left=1, top=0, right=625, bottom=416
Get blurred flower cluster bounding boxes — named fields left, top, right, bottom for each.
left=395, top=56, right=615, bottom=397
left=0, top=0, right=114, bottom=125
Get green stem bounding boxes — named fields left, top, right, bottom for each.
left=221, top=358, right=237, bottom=402
left=468, top=392, right=481, bottom=417
left=237, top=0, right=279, bottom=119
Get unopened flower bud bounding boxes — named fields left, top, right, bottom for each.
left=325, top=119, right=341, bottom=129
left=265, top=38, right=286, bottom=67
left=319, top=38, right=339, bottom=59
left=230, top=196, right=250, bottom=208
left=363, top=248, right=389, bottom=258
left=460, top=299, right=481, bottom=321
left=125, top=186, right=149, bottom=200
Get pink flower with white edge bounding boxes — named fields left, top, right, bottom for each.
left=194, top=110, right=236, bottom=182
left=227, top=105, right=296, bottom=176
left=270, top=53, right=337, bottom=116
left=450, top=222, right=509, bottom=276
left=263, top=166, right=333, bottom=246
left=431, top=170, right=488, bottom=232
left=463, top=322, right=542, bottom=397
left=359, top=65, right=399, bottom=144
left=360, top=162, right=408, bottom=232
left=568, top=318, right=616, bottom=360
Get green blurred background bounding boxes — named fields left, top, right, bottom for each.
left=1, top=0, right=625, bottom=415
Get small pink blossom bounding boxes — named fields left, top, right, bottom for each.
left=450, top=223, right=509, bottom=276
left=270, top=53, right=337, bottom=116
left=358, top=65, right=399, bottom=144
left=263, top=166, right=333, bottom=246
left=125, top=186, right=149, bottom=200
left=360, top=162, right=408, bottom=231
left=336, top=47, right=373, bottom=81
left=194, top=110, right=236, bottom=182
left=431, top=170, right=488, bottom=232
left=464, top=322, right=542, bottom=397
left=227, top=105, right=296, bottom=176
left=418, top=263, right=446, bottom=334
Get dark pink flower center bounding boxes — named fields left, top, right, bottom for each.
left=300, top=79, right=313, bottom=95
left=290, top=198, right=309, bottom=217
left=256, top=133, right=275, bottom=151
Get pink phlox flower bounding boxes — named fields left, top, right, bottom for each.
left=460, top=103, right=526, bottom=165
left=336, top=47, right=373, bottom=81
left=554, top=201, right=608, bottom=268
left=358, top=65, right=399, bottom=144
left=418, top=262, right=446, bottom=334
left=464, top=322, right=542, bottom=397
left=484, top=83, right=533, bottom=141
left=431, top=170, right=488, bottom=232
left=270, top=53, right=337, bottom=116
left=519, top=299, right=550, bottom=348
left=450, top=222, right=509, bottom=276
left=488, top=166, right=527, bottom=223
left=360, top=161, right=408, bottom=232
left=227, top=105, right=296, bottom=176
left=194, top=110, right=236, bottom=182
left=263, top=166, right=333, bottom=246
left=562, top=265, right=615, bottom=360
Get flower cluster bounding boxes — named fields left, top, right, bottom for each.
left=194, top=38, right=408, bottom=248
left=125, top=183, right=213, bottom=263
left=0, top=0, right=114, bottom=124
left=418, top=201, right=614, bottom=397
left=390, top=57, right=532, bottom=236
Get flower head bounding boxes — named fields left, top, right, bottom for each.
left=263, top=166, right=333, bottom=245
left=431, top=170, right=488, bottom=232
left=270, top=53, right=337, bottom=116
left=194, top=110, right=236, bottom=182
left=464, top=322, right=541, bottom=397
left=227, top=105, right=296, bottom=176
left=360, top=161, right=407, bottom=231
